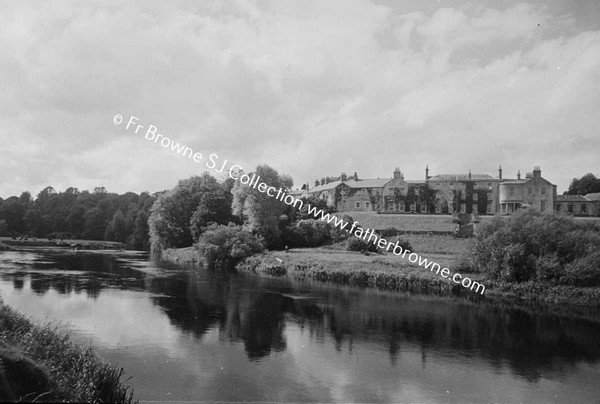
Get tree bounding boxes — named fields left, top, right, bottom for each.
left=190, top=191, right=232, bottom=242
left=149, top=173, right=222, bottom=252
left=0, top=219, right=8, bottom=236
left=81, top=208, right=107, bottom=240
left=231, top=165, right=293, bottom=249
left=105, top=209, right=128, bottom=243
left=567, top=173, right=600, bottom=195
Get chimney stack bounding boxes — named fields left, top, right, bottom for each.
left=425, top=165, right=429, bottom=180
left=341, top=172, right=347, bottom=181
left=517, top=170, right=521, bottom=180
left=498, top=165, right=502, bottom=180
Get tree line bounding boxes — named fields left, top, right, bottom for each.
left=0, top=186, right=156, bottom=250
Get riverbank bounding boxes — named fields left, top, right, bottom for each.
left=0, top=300, right=135, bottom=403
left=0, top=236, right=125, bottom=250
left=162, top=233, right=600, bottom=309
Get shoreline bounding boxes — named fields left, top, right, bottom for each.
left=0, top=300, right=135, bottom=403
left=161, top=245, right=600, bottom=311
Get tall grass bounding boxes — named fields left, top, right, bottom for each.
left=0, top=302, right=135, bottom=403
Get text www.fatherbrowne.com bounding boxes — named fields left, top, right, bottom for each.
left=113, top=114, right=486, bottom=295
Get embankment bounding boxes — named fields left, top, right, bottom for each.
left=0, top=301, right=135, bottom=403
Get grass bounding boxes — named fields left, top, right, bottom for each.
left=348, top=212, right=457, bottom=233
left=0, top=300, right=135, bottom=403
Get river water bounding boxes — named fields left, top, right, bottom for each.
left=0, top=249, right=599, bottom=403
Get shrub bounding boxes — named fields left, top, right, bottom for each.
left=472, top=210, right=600, bottom=284
left=285, top=219, right=332, bottom=248
left=347, top=237, right=378, bottom=253
left=196, top=224, right=264, bottom=270
left=561, top=251, right=600, bottom=287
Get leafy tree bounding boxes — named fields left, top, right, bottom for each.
left=232, top=165, right=293, bottom=249
left=567, top=173, right=600, bottom=195
left=190, top=191, right=232, bottom=242
left=149, top=173, right=221, bottom=252
left=0, top=219, right=8, bottom=236
left=81, top=208, right=107, bottom=240
left=105, top=209, right=128, bottom=243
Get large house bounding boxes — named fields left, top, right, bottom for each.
left=304, top=165, right=565, bottom=216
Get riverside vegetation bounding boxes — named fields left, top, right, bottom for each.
left=0, top=300, right=134, bottom=403
left=148, top=165, right=600, bottom=308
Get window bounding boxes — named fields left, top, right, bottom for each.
left=581, top=204, right=587, bottom=214
left=528, top=187, right=533, bottom=195
left=472, top=193, right=478, bottom=201
left=487, top=183, right=491, bottom=187
left=387, top=203, right=394, bottom=211
left=460, top=204, right=466, bottom=213
left=568, top=204, right=574, bottom=213
left=541, top=187, right=547, bottom=195
left=410, top=203, right=416, bottom=212
left=355, top=201, right=361, bottom=208
left=556, top=203, right=562, bottom=211
left=421, top=203, right=427, bottom=213
left=540, top=200, right=546, bottom=212
left=365, top=201, right=370, bottom=209
left=473, top=182, right=478, bottom=189
left=487, top=202, right=492, bottom=214
left=510, top=187, right=515, bottom=196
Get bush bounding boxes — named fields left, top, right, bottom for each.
left=472, top=210, right=600, bottom=284
left=561, top=251, right=600, bottom=287
left=285, top=219, right=332, bottom=248
left=196, top=224, right=264, bottom=270
left=347, top=237, right=378, bottom=253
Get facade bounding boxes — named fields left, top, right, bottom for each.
left=498, top=167, right=556, bottom=214
left=555, top=193, right=600, bottom=216
left=305, top=165, right=559, bottom=216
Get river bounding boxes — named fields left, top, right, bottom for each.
left=0, top=249, right=599, bottom=403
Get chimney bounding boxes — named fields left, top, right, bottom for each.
left=341, top=172, right=347, bottom=181
left=320, top=178, right=325, bottom=186
left=353, top=172, right=358, bottom=181
left=393, top=168, right=402, bottom=180
left=468, top=170, right=472, bottom=179
left=533, top=166, right=541, bottom=178
left=315, top=180, right=320, bottom=187
left=425, top=165, right=429, bottom=180
left=517, top=170, right=521, bottom=180
left=498, top=165, right=502, bottom=180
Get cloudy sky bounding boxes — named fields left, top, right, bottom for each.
left=1, top=0, right=599, bottom=198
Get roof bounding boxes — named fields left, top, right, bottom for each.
left=344, top=178, right=391, bottom=188
left=309, top=180, right=343, bottom=193
left=585, top=192, right=600, bottom=201
left=556, top=195, right=593, bottom=202
left=427, top=173, right=499, bottom=181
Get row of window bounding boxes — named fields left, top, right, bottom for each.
left=509, top=186, right=548, bottom=196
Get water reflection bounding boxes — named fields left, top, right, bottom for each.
left=1, top=250, right=599, bottom=402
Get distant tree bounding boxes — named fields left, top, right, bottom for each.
left=24, top=209, right=49, bottom=237
left=81, top=208, right=107, bottom=240
left=231, top=165, right=293, bottom=249
left=131, top=210, right=150, bottom=250
left=105, top=209, right=128, bottom=243
left=567, top=173, right=600, bottom=195
left=149, top=173, right=222, bottom=252
left=0, top=219, right=8, bottom=236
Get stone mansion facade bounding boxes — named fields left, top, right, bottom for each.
left=298, top=166, right=581, bottom=216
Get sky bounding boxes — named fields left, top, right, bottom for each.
left=1, top=0, right=599, bottom=199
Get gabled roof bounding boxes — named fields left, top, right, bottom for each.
left=584, top=192, right=600, bottom=201
left=309, top=180, right=343, bottom=193
left=428, top=173, right=499, bottom=181
left=344, top=178, right=391, bottom=188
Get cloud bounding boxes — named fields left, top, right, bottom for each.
left=0, top=0, right=599, bottom=197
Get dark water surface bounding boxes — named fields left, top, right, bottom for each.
left=1, top=250, right=600, bottom=403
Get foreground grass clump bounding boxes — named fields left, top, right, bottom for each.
left=471, top=211, right=600, bottom=285
left=0, top=302, right=135, bottom=403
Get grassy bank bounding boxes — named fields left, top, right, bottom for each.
left=0, top=301, right=135, bottom=403
left=162, top=232, right=600, bottom=308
